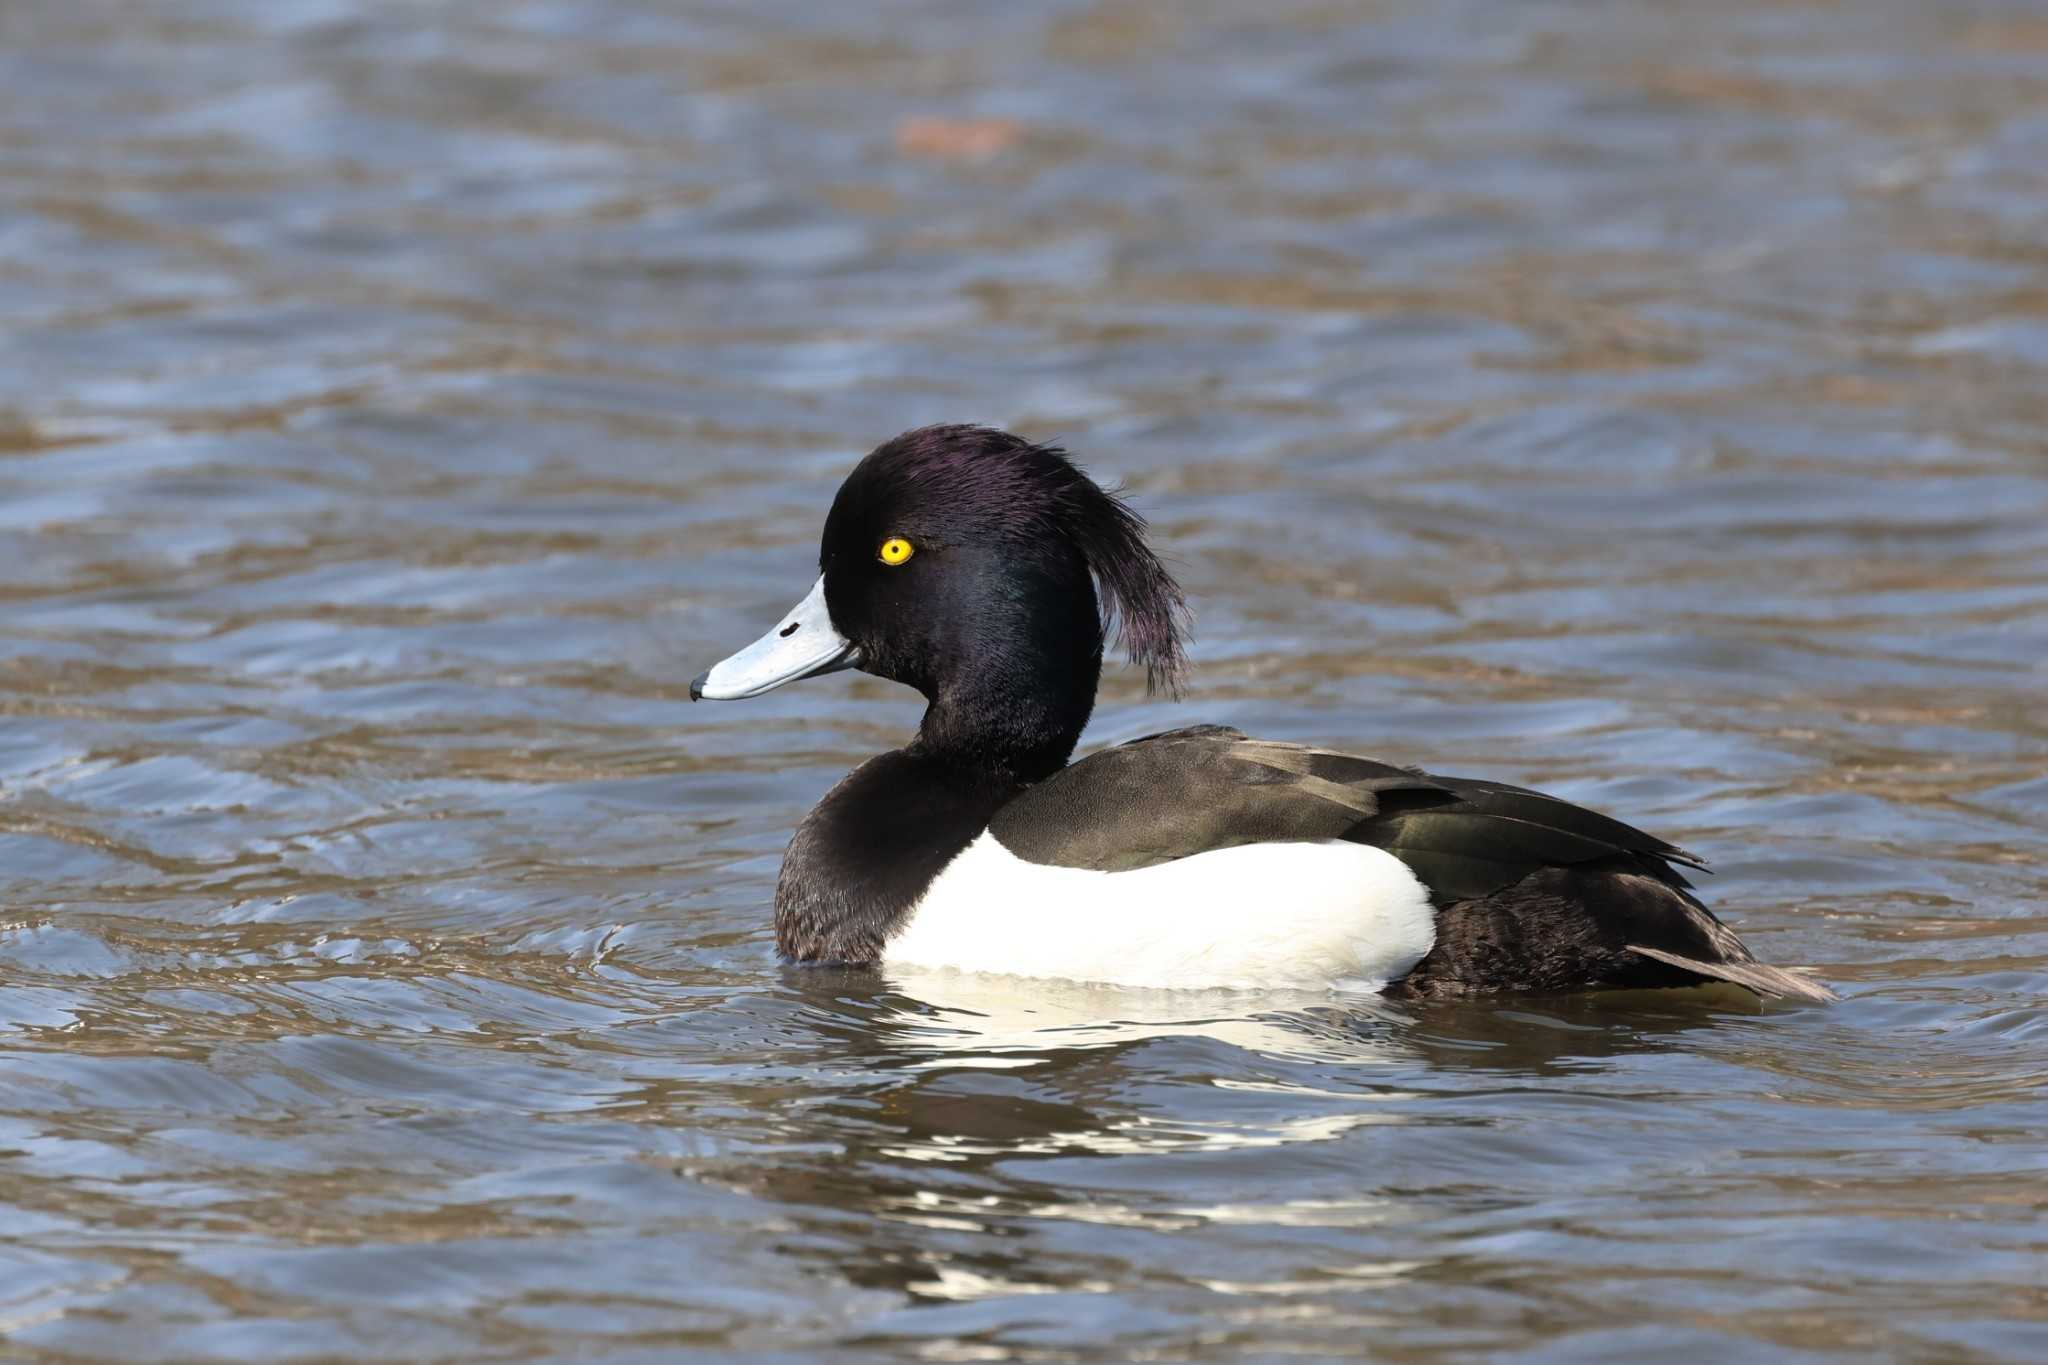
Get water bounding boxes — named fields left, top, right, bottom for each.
left=3, top=1, right=2045, bottom=1358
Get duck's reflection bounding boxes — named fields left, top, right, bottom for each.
left=792, top=963, right=1749, bottom=1082
left=870, top=966, right=1417, bottom=1069
left=675, top=967, right=1761, bottom=1307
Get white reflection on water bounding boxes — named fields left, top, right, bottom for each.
left=878, top=967, right=1415, bottom=1068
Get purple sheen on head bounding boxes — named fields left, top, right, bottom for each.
left=835, top=425, right=1191, bottom=696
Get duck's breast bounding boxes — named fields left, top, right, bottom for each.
left=885, top=832, right=1437, bottom=991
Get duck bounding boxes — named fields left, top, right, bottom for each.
left=690, top=424, right=1836, bottom=1002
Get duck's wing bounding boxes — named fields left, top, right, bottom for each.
left=989, top=725, right=1430, bottom=872
left=990, top=724, right=1698, bottom=896
left=1340, top=767, right=1707, bottom=902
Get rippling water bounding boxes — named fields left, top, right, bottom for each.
left=3, top=1, right=2045, bottom=1358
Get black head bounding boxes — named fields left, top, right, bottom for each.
left=819, top=425, right=1187, bottom=775
left=691, top=424, right=1187, bottom=781
left=824, top=424, right=1185, bottom=687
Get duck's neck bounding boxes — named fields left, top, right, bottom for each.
left=913, top=671, right=1095, bottom=786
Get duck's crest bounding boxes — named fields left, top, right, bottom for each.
left=1060, top=451, right=1190, bottom=698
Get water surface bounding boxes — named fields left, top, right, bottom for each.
left=2, top=1, right=2046, bottom=1359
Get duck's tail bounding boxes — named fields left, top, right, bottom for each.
left=1626, top=944, right=1840, bottom=1003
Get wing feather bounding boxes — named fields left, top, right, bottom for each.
left=990, top=724, right=1697, bottom=904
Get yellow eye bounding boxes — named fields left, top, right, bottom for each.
left=878, top=536, right=914, bottom=566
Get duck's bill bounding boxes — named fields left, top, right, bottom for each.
left=690, top=576, right=860, bottom=701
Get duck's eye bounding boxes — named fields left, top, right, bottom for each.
left=878, top=536, right=914, bottom=566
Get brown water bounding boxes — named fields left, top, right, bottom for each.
left=3, top=1, right=2046, bottom=1359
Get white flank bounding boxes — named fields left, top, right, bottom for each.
left=886, top=833, right=1437, bottom=991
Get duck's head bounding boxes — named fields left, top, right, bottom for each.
left=691, top=425, right=1187, bottom=778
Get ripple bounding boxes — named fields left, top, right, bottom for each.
left=2, top=0, right=2045, bottom=1358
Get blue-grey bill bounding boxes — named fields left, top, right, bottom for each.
left=690, top=576, right=860, bottom=701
